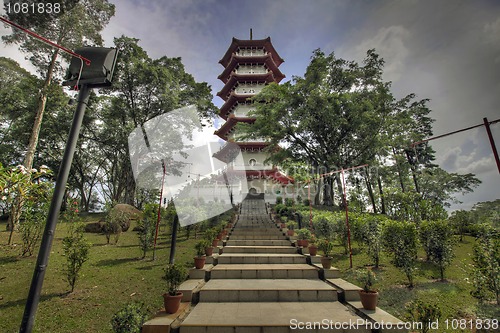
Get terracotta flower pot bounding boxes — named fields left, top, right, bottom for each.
left=359, top=290, right=379, bottom=310
left=194, top=256, right=206, bottom=269
left=320, top=256, right=332, bottom=269
left=309, top=244, right=318, bottom=256
left=205, top=246, right=214, bottom=256
left=212, top=239, right=219, bottom=247
left=301, top=240, right=309, bottom=248
left=163, top=292, right=183, bottom=314
left=287, top=229, right=294, bottom=236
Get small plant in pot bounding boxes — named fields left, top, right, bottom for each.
left=280, top=216, right=288, bottom=229
left=308, top=235, right=318, bottom=256
left=318, top=238, right=334, bottom=269
left=205, top=228, right=219, bottom=247
left=296, top=228, right=312, bottom=247
left=194, top=240, right=208, bottom=269
left=286, top=220, right=297, bottom=236
left=162, top=263, right=187, bottom=314
left=356, top=268, right=379, bottom=310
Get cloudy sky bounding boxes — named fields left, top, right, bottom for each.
left=1, top=0, right=499, bottom=210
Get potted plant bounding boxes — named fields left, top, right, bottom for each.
left=286, top=220, right=297, bottom=236
left=162, top=263, right=187, bottom=314
left=318, top=238, right=334, bottom=269
left=356, top=268, right=379, bottom=310
left=296, top=228, right=312, bottom=247
left=205, top=228, right=219, bottom=247
left=280, top=216, right=288, bottom=229
left=194, top=240, right=208, bottom=269
left=308, top=234, right=318, bottom=256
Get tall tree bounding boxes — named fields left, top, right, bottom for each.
left=2, top=0, right=115, bottom=169
left=97, top=36, right=216, bottom=205
left=2, top=0, right=115, bottom=227
left=243, top=49, right=394, bottom=206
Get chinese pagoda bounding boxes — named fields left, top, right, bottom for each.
left=214, top=34, right=293, bottom=200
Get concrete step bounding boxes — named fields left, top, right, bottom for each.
left=179, top=302, right=370, bottom=333
left=210, top=264, right=319, bottom=279
left=222, top=246, right=297, bottom=254
left=327, top=278, right=362, bottom=302
left=227, top=234, right=285, bottom=240
left=225, top=239, right=292, bottom=246
left=217, top=253, right=306, bottom=264
left=199, top=279, right=338, bottom=302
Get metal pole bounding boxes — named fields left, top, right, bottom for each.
left=20, top=84, right=91, bottom=333
left=483, top=117, right=500, bottom=174
left=168, top=213, right=179, bottom=264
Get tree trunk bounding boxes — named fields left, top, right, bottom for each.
left=314, top=178, right=321, bottom=205
left=363, top=168, right=377, bottom=214
left=7, top=49, right=59, bottom=241
left=322, top=175, right=333, bottom=206
left=377, top=175, right=386, bottom=215
left=335, top=174, right=346, bottom=209
left=405, top=150, right=420, bottom=193
left=392, top=147, right=406, bottom=193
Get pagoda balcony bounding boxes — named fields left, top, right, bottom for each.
left=229, top=163, right=274, bottom=171
left=218, top=54, right=285, bottom=83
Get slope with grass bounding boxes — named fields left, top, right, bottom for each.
left=0, top=215, right=198, bottom=333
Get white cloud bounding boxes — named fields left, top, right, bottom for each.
left=339, top=25, right=411, bottom=82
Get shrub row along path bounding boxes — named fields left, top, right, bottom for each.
left=143, top=197, right=406, bottom=333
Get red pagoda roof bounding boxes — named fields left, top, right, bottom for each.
left=214, top=114, right=255, bottom=141
left=219, top=37, right=284, bottom=68
left=225, top=167, right=294, bottom=185
left=218, top=54, right=285, bottom=83
left=219, top=94, right=252, bottom=120
left=213, top=141, right=269, bottom=163
left=217, top=72, right=277, bottom=100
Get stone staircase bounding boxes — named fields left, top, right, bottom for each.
left=142, top=198, right=407, bottom=333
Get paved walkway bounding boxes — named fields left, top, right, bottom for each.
left=143, top=198, right=406, bottom=333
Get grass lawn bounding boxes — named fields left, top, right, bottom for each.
left=0, top=215, right=198, bottom=333
left=1, top=213, right=498, bottom=333
left=337, top=236, right=499, bottom=333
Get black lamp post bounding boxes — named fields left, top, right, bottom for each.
left=20, top=47, right=118, bottom=333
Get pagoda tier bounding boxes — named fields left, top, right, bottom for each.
left=218, top=54, right=285, bottom=84
left=214, top=114, right=255, bottom=141
left=215, top=36, right=291, bottom=187
left=227, top=167, right=294, bottom=185
left=219, top=37, right=284, bottom=68
left=213, top=141, right=269, bottom=164
left=217, top=72, right=277, bottom=100
left=219, top=94, right=252, bottom=120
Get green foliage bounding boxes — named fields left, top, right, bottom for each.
left=419, top=220, right=455, bottom=280
left=471, top=233, right=500, bottom=305
left=356, top=214, right=385, bottom=268
left=405, top=299, right=441, bottom=333
left=163, top=263, right=187, bottom=296
left=381, top=220, right=418, bottom=287
left=317, top=238, right=335, bottom=257
left=104, top=208, right=130, bottom=245
left=138, top=203, right=158, bottom=259
left=312, top=212, right=335, bottom=239
left=284, top=198, right=295, bottom=207
left=355, top=268, right=378, bottom=292
left=110, top=302, right=148, bottom=333
left=286, top=220, right=297, bottom=230
left=19, top=192, right=51, bottom=256
left=195, top=240, right=209, bottom=257
left=275, top=196, right=283, bottom=205
left=62, top=222, right=91, bottom=292
left=296, top=228, right=312, bottom=240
